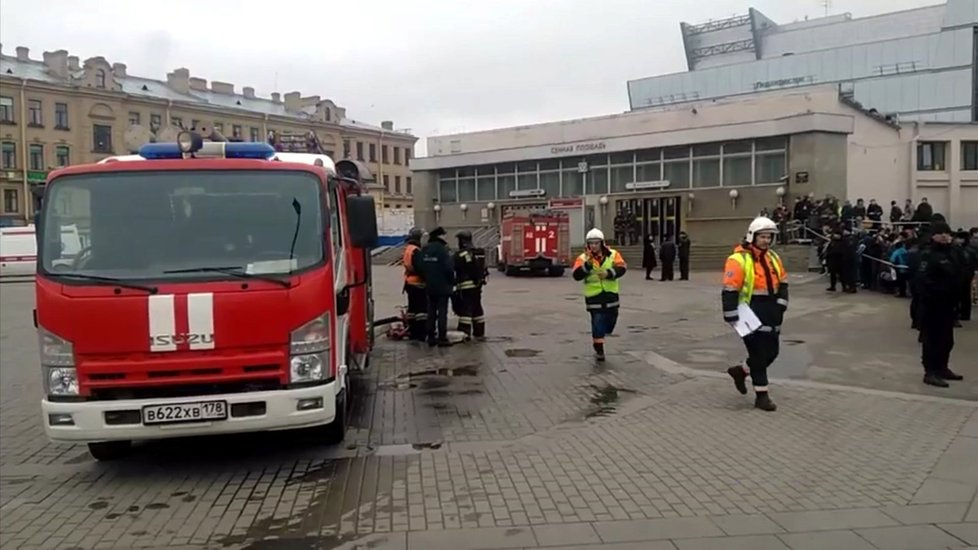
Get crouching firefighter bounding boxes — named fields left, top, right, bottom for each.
left=573, top=229, right=627, bottom=361
left=453, top=230, right=489, bottom=339
left=402, top=228, right=427, bottom=340
left=722, top=216, right=788, bottom=412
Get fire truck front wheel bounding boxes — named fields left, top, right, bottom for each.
left=87, top=440, right=132, bottom=461
left=318, top=378, right=349, bottom=445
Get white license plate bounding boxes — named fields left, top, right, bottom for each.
left=142, top=401, right=228, bottom=425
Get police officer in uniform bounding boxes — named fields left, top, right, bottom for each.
left=722, top=217, right=789, bottom=412
left=453, top=230, right=488, bottom=339
left=402, top=228, right=427, bottom=340
left=415, top=227, right=455, bottom=347
left=916, top=222, right=963, bottom=387
left=572, top=228, right=627, bottom=361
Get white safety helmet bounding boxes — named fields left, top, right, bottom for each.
left=745, top=216, right=778, bottom=243
left=585, top=228, right=605, bottom=242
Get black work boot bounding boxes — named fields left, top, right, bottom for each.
left=593, top=343, right=606, bottom=362
left=727, top=366, right=748, bottom=395
left=754, top=392, right=777, bottom=412
left=938, top=369, right=963, bottom=381
left=923, top=373, right=950, bottom=387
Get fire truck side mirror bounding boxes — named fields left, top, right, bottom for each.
left=346, top=195, right=379, bottom=249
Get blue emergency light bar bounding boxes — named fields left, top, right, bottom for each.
left=138, top=142, right=276, bottom=160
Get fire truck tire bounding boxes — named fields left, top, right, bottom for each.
left=87, top=440, right=132, bottom=461
left=505, top=265, right=519, bottom=277
left=320, top=364, right=350, bottom=445
left=497, top=262, right=506, bottom=272
left=547, top=267, right=565, bottom=277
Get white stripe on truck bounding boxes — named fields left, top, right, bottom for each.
left=148, top=294, right=177, bottom=352
left=187, top=293, right=215, bottom=350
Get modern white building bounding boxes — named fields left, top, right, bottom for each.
left=629, top=0, right=977, bottom=123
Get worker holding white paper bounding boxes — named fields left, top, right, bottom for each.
left=721, top=217, right=789, bottom=412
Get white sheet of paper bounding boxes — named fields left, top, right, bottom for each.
left=733, top=303, right=763, bottom=337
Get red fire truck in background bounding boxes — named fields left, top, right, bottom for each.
left=497, top=210, right=571, bottom=277
left=34, top=131, right=378, bottom=460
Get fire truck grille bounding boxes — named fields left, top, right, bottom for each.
left=89, top=378, right=283, bottom=400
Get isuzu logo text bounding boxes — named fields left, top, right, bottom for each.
left=149, top=333, right=215, bottom=347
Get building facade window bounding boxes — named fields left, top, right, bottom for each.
left=214, top=122, right=224, bottom=132
left=356, top=141, right=364, bottom=161
left=917, top=141, right=947, bottom=171
left=3, top=189, right=19, bottom=213
left=369, top=143, right=377, bottom=162
left=962, top=141, right=978, bottom=171
left=250, top=127, right=260, bottom=142
left=438, top=169, right=457, bottom=203
left=29, top=144, right=44, bottom=170
left=405, top=148, right=411, bottom=167
left=232, top=125, right=242, bottom=139
left=56, top=145, right=70, bottom=167
left=435, top=137, right=789, bottom=203
left=0, top=96, right=13, bottom=123
left=93, top=125, right=113, bottom=153
left=171, top=116, right=183, bottom=129
left=128, top=112, right=141, bottom=126
left=1, top=142, right=15, bottom=169
left=150, top=114, right=162, bottom=131
left=382, top=145, right=389, bottom=164
left=55, top=103, right=69, bottom=129
left=95, top=69, right=106, bottom=88
left=406, top=176, right=413, bottom=195
left=343, top=139, right=350, bottom=158
left=28, top=99, right=43, bottom=126
left=383, top=174, right=389, bottom=192
left=394, top=147, right=401, bottom=165
left=395, top=175, right=401, bottom=194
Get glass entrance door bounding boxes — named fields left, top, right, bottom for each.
left=625, top=196, right=683, bottom=243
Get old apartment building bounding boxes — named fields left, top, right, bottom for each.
left=0, top=45, right=417, bottom=223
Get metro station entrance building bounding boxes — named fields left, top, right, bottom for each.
left=411, top=86, right=959, bottom=246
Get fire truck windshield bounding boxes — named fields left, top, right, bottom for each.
left=39, top=170, right=326, bottom=283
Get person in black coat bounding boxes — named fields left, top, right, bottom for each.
left=414, top=226, right=455, bottom=346
left=825, top=230, right=846, bottom=292
left=659, top=235, right=676, bottom=281
left=642, top=234, right=657, bottom=280
left=677, top=231, right=692, bottom=280
left=916, top=222, right=964, bottom=387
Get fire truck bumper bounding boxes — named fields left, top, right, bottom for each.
left=41, top=381, right=341, bottom=443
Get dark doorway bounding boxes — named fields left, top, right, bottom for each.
left=614, top=196, right=682, bottom=244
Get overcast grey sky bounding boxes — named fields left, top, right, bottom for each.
left=1, top=0, right=938, bottom=152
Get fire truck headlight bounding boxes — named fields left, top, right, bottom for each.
left=45, top=367, right=79, bottom=396
left=289, top=353, right=326, bottom=383
left=38, top=327, right=74, bottom=367
left=290, top=314, right=330, bottom=355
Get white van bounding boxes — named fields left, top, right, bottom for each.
left=0, top=224, right=83, bottom=278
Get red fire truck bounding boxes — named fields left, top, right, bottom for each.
left=34, top=132, right=378, bottom=460
left=497, top=210, right=571, bottom=277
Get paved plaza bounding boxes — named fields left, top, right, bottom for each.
left=0, top=265, right=976, bottom=549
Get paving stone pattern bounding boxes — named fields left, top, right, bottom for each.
left=1, top=271, right=976, bottom=549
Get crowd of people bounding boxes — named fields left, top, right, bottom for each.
left=773, top=193, right=977, bottom=388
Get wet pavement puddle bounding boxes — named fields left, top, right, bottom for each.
left=582, top=383, right=638, bottom=419
left=504, top=348, right=541, bottom=357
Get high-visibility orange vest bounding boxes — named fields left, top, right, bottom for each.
left=403, top=244, right=424, bottom=286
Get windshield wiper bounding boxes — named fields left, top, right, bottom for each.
left=163, top=266, right=292, bottom=288
left=53, top=273, right=158, bottom=294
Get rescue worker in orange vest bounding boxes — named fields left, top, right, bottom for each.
left=402, top=227, right=427, bottom=341
left=572, top=228, right=627, bottom=361
left=722, top=217, right=788, bottom=412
